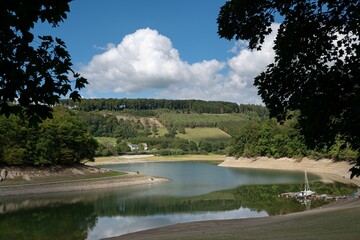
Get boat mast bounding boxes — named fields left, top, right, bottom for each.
left=304, top=170, right=310, bottom=192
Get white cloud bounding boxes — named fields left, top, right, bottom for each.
left=81, top=28, right=192, bottom=93
left=81, top=25, right=279, bottom=104
left=93, top=43, right=116, bottom=51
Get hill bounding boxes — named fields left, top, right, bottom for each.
left=63, top=98, right=358, bottom=162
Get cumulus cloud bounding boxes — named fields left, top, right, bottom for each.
left=93, top=43, right=116, bottom=51
left=81, top=25, right=279, bottom=104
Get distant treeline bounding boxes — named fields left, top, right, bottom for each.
left=59, top=98, right=268, bottom=116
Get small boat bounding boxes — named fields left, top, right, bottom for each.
left=298, top=170, right=315, bottom=198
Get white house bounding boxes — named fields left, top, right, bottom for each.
left=127, top=143, right=139, bottom=151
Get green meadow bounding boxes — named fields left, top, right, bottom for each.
left=176, top=127, right=231, bottom=143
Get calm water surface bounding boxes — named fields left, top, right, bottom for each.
left=0, top=161, right=317, bottom=239
left=103, top=161, right=312, bottom=196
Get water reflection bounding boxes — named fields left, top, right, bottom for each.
left=0, top=187, right=270, bottom=240
left=103, top=162, right=316, bottom=197
left=0, top=162, right=324, bottom=239
left=88, top=208, right=267, bottom=240
left=0, top=200, right=97, bottom=240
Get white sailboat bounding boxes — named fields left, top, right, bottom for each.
left=298, top=170, right=315, bottom=198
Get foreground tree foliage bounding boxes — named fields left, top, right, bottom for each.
left=0, top=0, right=87, bottom=123
left=0, top=108, right=98, bottom=166
left=218, top=0, right=360, bottom=177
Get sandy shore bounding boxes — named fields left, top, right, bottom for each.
left=219, top=156, right=360, bottom=186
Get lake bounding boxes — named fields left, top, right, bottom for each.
left=0, top=161, right=317, bottom=239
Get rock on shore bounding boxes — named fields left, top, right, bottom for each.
left=0, top=168, right=7, bottom=181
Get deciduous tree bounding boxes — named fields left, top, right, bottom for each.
left=218, top=0, right=360, bottom=177
left=0, top=0, right=87, bottom=123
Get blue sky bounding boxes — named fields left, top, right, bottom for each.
left=34, top=0, right=279, bottom=104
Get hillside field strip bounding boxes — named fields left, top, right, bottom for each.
left=176, top=127, right=231, bottom=143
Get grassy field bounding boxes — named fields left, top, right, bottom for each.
left=95, top=127, right=231, bottom=144
left=95, top=137, right=117, bottom=145
left=156, top=126, right=168, bottom=136
left=176, top=127, right=231, bottom=143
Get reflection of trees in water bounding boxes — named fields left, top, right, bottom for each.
left=0, top=190, right=106, bottom=214
left=110, top=182, right=356, bottom=217
left=104, top=197, right=243, bottom=216
left=0, top=202, right=97, bottom=240
left=0, top=182, right=355, bottom=239
left=92, top=186, right=310, bottom=217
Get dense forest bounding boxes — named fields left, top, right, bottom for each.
left=59, top=98, right=265, bottom=115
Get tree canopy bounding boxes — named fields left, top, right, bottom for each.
left=0, top=108, right=98, bottom=166
left=0, top=0, right=87, bottom=122
left=218, top=0, right=360, bottom=177
left=60, top=98, right=242, bottom=114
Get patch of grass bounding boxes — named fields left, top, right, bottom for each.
left=156, top=127, right=168, bottom=136
left=177, top=127, right=231, bottom=143
left=95, top=137, right=117, bottom=146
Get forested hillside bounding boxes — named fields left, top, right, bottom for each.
left=1, top=98, right=358, bottom=166
left=68, top=98, right=358, bottom=162
left=60, top=99, right=268, bottom=157
left=59, top=98, right=265, bottom=115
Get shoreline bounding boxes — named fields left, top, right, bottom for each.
left=219, top=156, right=360, bottom=186
left=1, top=155, right=359, bottom=196
left=87, top=154, right=226, bottom=166
left=0, top=174, right=167, bottom=197
left=102, top=156, right=360, bottom=240
left=0, top=165, right=167, bottom=197
left=90, top=155, right=360, bottom=186
left=3, top=155, right=360, bottom=239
